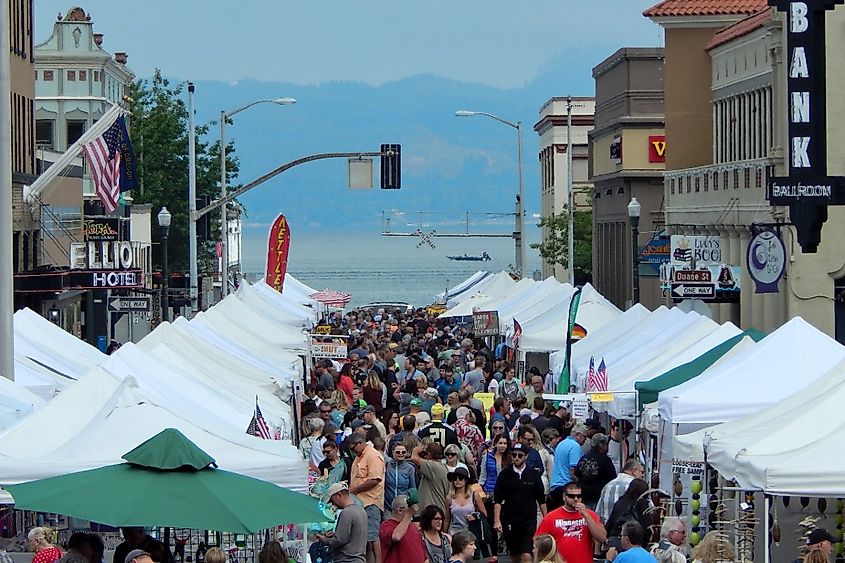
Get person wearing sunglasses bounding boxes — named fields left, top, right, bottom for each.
left=535, top=482, right=606, bottom=563
left=493, top=443, right=547, bottom=563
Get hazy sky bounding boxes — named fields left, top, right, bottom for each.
left=35, top=1, right=661, bottom=88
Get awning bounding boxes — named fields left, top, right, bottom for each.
left=634, top=328, right=766, bottom=410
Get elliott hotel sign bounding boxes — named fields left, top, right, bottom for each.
left=766, top=0, right=845, bottom=252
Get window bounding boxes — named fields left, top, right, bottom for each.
left=67, top=120, right=85, bottom=145
left=36, top=120, right=54, bottom=148
left=67, top=70, right=76, bottom=81
left=41, top=205, right=82, bottom=236
left=79, top=70, right=87, bottom=81
left=43, top=70, right=54, bottom=81
left=93, top=70, right=101, bottom=81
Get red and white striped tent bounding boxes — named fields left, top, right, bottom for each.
left=310, top=289, right=352, bottom=308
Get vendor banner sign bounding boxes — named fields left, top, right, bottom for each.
left=265, top=214, right=291, bottom=292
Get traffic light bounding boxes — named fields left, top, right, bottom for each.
left=196, top=195, right=210, bottom=240
left=380, top=144, right=401, bottom=189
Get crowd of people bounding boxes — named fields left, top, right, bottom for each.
left=298, top=307, right=746, bottom=563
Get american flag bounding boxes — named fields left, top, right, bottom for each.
left=81, top=117, right=128, bottom=212
left=511, top=318, right=523, bottom=348
left=594, top=357, right=609, bottom=392
left=586, top=356, right=597, bottom=391
left=246, top=399, right=273, bottom=439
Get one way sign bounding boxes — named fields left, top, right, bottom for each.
left=107, top=296, right=151, bottom=312
left=671, top=284, right=715, bottom=299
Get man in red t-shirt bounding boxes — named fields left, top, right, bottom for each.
left=379, top=496, right=425, bottom=563
left=535, top=482, right=607, bottom=563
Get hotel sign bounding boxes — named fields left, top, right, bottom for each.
left=766, top=0, right=845, bottom=252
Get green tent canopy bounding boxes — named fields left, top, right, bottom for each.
left=4, top=428, right=327, bottom=533
left=634, top=328, right=766, bottom=410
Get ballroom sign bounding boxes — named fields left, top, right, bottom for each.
left=766, top=0, right=845, bottom=252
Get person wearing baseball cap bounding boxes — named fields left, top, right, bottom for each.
left=493, top=442, right=547, bottom=562
left=112, top=529, right=173, bottom=563
left=805, top=529, right=836, bottom=559
left=319, top=482, right=368, bottom=563
left=417, top=403, right=458, bottom=449
left=124, top=550, right=152, bottom=563
left=361, top=405, right=387, bottom=438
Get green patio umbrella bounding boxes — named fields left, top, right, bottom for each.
left=4, top=428, right=327, bottom=533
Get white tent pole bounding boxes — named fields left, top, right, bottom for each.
left=25, top=104, right=124, bottom=200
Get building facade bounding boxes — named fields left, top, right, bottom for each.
left=534, top=97, right=595, bottom=282
left=646, top=0, right=845, bottom=341
left=8, top=0, right=39, bottom=278
left=590, top=48, right=666, bottom=311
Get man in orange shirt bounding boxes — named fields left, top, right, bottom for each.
left=349, top=433, right=385, bottom=563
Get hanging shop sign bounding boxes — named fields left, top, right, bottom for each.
left=472, top=310, right=500, bottom=337
left=648, top=135, right=666, bottom=163
left=747, top=228, right=787, bottom=293
left=670, top=235, right=721, bottom=268
left=766, top=0, right=845, bottom=252
left=310, top=336, right=348, bottom=359
left=82, top=217, right=121, bottom=241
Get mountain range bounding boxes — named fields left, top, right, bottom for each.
left=181, top=46, right=607, bottom=235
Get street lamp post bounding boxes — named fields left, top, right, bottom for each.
left=566, top=96, right=574, bottom=286
left=455, top=110, right=524, bottom=276
left=628, top=197, right=641, bottom=306
left=218, top=97, right=296, bottom=298
left=158, top=206, right=172, bottom=322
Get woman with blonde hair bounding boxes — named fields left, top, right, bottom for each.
left=362, top=370, right=386, bottom=413
left=203, top=548, right=226, bottom=563
left=27, top=527, right=62, bottom=563
left=534, top=534, right=564, bottom=563
left=691, top=530, right=736, bottom=563
left=329, top=391, right=348, bottom=426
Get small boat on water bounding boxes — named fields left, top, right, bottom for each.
left=447, top=252, right=491, bottom=262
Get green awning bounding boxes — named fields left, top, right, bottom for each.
left=634, top=328, right=766, bottom=409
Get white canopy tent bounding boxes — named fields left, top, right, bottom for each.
left=674, top=358, right=845, bottom=496
left=439, top=274, right=523, bottom=318
left=253, top=279, right=319, bottom=321
left=200, top=296, right=309, bottom=352
left=234, top=284, right=314, bottom=328
left=0, top=376, right=44, bottom=431
left=137, top=322, right=295, bottom=395
left=658, top=316, right=845, bottom=425
left=172, top=317, right=302, bottom=382
left=434, top=271, right=491, bottom=306
left=518, top=284, right=622, bottom=353
left=13, top=308, right=105, bottom=393
left=0, top=372, right=306, bottom=503
left=550, top=306, right=670, bottom=380
left=494, top=278, right=568, bottom=334
left=592, top=316, right=735, bottom=419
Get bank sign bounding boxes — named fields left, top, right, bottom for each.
left=766, top=0, right=845, bottom=252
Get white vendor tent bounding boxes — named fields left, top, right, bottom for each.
left=550, top=305, right=673, bottom=381
left=253, top=278, right=319, bottom=321
left=439, top=273, right=523, bottom=318
left=494, top=278, right=567, bottom=333
left=138, top=321, right=299, bottom=392
left=172, top=317, right=302, bottom=381
left=0, top=372, right=306, bottom=503
left=13, top=308, right=105, bottom=391
left=234, top=284, right=314, bottom=328
left=434, top=271, right=492, bottom=307
left=658, top=316, right=845, bottom=425
left=0, top=376, right=44, bottom=431
left=674, top=358, right=845, bottom=496
left=200, top=296, right=309, bottom=351
left=518, top=284, right=622, bottom=353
